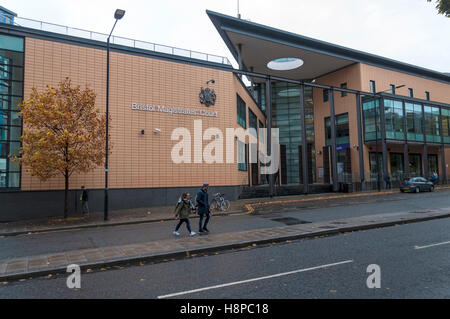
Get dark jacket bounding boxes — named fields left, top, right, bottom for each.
left=174, top=200, right=191, bottom=219
left=196, top=188, right=210, bottom=215
left=81, top=189, right=88, bottom=202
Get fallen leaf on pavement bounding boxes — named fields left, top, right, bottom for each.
left=329, top=290, right=337, bottom=293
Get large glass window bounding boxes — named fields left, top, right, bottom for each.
left=409, top=154, right=422, bottom=177
left=237, top=140, right=247, bottom=171
left=390, top=153, right=404, bottom=181
left=272, top=82, right=315, bottom=184
left=405, top=102, right=424, bottom=142
left=442, top=108, right=450, bottom=144
left=325, top=113, right=349, bottom=146
left=384, top=99, right=404, bottom=140
left=249, top=109, right=257, bottom=137
left=369, top=152, right=383, bottom=181
left=0, top=34, right=24, bottom=189
left=237, top=94, right=246, bottom=129
left=424, top=105, right=441, bottom=143
left=363, top=99, right=380, bottom=141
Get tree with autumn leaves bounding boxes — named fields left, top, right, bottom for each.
left=15, top=78, right=108, bottom=218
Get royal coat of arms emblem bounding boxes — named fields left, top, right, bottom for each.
left=199, top=87, right=216, bottom=107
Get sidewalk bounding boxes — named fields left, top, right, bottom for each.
left=2, top=186, right=449, bottom=237
left=1, top=207, right=449, bottom=281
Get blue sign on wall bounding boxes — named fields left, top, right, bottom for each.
left=336, top=144, right=350, bottom=152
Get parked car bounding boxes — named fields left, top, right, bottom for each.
left=400, top=177, right=434, bottom=193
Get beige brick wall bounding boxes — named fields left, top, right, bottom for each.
left=21, top=37, right=264, bottom=191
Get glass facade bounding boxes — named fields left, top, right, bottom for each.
left=0, top=34, right=24, bottom=189
left=384, top=99, right=404, bottom=140
left=325, top=113, right=349, bottom=146
left=424, top=105, right=441, bottom=143
left=390, top=153, right=404, bottom=181
left=442, top=108, right=450, bottom=144
left=271, top=82, right=315, bottom=184
left=362, top=99, right=380, bottom=141
left=363, top=97, right=450, bottom=145
left=405, top=102, right=424, bottom=142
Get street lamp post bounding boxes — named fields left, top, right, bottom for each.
left=104, top=9, right=125, bottom=221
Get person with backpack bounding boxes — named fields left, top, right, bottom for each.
left=80, top=186, right=89, bottom=216
left=196, top=183, right=211, bottom=233
left=173, top=193, right=196, bottom=236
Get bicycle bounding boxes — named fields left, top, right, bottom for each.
left=210, top=193, right=231, bottom=212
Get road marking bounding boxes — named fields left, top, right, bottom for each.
left=157, top=259, right=353, bottom=299
left=414, top=240, right=450, bottom=250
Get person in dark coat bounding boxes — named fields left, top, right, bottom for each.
left=384, top=174, right=392, bottom=189
left=81, top=186, right=89, bottom=216
left=196, top=183, right=210, bottom=233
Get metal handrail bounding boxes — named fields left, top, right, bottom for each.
left=9, top=16, right=232, bottom=66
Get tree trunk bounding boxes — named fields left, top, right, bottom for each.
left=64, top=170, right=69, bottom=219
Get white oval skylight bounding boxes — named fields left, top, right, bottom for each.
left=267, top=57, right=304, bottom=71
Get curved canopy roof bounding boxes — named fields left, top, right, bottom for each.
left=207, top=10, right=450, bottom=84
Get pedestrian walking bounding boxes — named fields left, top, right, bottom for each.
left=384, top=174, right=392, bottom=189
left=173, top=193, right=196, bottom=236
left=80, top=186, right=90, bottom=216
left=196, top=183, right=211, bottom=233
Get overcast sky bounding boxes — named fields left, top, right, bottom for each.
left=3, top=0, right=450, bottom=73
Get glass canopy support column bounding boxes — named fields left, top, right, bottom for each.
left=299, top=84, right=308, bottom=194
left=329, top=88, right=339, bottom=192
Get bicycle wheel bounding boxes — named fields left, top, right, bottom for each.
left=222, top=200, right=231, bottom=211
left=210, top=200, right=219, bottom=212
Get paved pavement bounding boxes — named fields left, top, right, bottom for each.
left=1, top=188, right=450, bottom=260
left=1, top=206, right=449, bottom=281
left=3, top=186, right=449, bottom=236
left=1, top=217, right=449, bottom=299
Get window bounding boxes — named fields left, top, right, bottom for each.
left=340, top=83, right=347, bottom=97
left=405, top=102, right=424, bottom=142
left=390, top=84, right=396, bottom=94
left=384, top=99, right=404, bottom=140
left=249, top=109, right=257, bottom=137
left=237, top=94, right=246, bottom=128
left=369, top=152, right=383, bottom=181
left=424, top=105, right=441, bottom=143
left=370, top=80, right=376, bottom=93
left=425, top=91, right=430, bottom=101
left=363, top=99, right=380, bottom=141
left=390, top=153, right=404, bottom=181
left=323, top=89, right=329, bottom=102
left=408, top=88, right=414, bottom=98
left=442, top=108, right=450, bottom=143
left=325, top=113, right=349, bottom=146
left=237, top=140, right=247, bottom=171
left=0, top=34, right=24, bottom=189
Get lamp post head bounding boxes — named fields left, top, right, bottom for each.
left=114, top=9, right=125, bottom=20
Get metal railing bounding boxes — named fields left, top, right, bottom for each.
left=10, top=16, right=232, bottom=66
